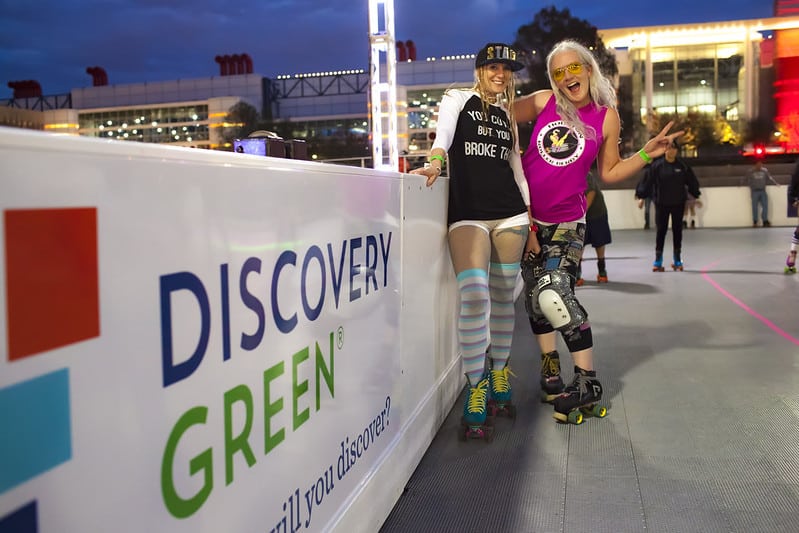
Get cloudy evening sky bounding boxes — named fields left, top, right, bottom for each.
left=0, top=0, right=775, bottom=99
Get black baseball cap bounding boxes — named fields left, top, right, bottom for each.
left=475, top=43, right=524, bottom=72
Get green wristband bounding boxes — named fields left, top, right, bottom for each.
left=637, top=149, right=652, bottom=163
left=429, top=154, right=446, bottom=165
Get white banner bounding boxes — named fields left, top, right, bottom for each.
left=0, top=128, right=459, bottom=533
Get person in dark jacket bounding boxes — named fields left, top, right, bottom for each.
left=576, top=170, right=612, bottom=285
left=636, top=140, right=701, bottom=271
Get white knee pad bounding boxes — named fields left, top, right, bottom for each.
left=531, top=270, right=586, bottom=331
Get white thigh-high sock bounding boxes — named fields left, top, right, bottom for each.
left=488, top=262, right=520, bottom=369
left=456, top=268, right=489, bottom=384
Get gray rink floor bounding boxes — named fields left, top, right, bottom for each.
left=380, top=226, right=799, bottom=533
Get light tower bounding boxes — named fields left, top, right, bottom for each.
left=368, top=0, right=398, bottom=170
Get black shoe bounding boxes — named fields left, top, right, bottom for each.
left=764, top=220, right=771, bottom=227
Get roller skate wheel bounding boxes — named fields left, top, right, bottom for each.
left=553, top=410, right=583, bottom=424
left=462, top=424, right=483, bottom=440
left=490, top=402, right=516, bottom=419
left=459, top=419, right=494, bottom=442
left=568, top=410, right=584, bottom=425
left=582, top=404, right=608, bottom=418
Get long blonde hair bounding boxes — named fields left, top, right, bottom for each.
left=472, top=66, right=518, bottom=146
left=546, top=40, right=616, bottom=141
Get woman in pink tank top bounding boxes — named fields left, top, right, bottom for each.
left=513, top=40, right=682, bottom=424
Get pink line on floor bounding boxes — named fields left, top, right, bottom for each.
left=701, top=260, right=799, bottom=346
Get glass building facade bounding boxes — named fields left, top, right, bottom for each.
left=78, top=103, right=211, bottom=147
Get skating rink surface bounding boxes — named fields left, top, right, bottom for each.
left=380, top=226, right=799, bottom=533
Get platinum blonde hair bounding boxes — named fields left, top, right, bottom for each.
left=547, top=40, right=617, bottom=141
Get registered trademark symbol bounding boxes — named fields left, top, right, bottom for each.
left=337, top=326, right=344, bottom=349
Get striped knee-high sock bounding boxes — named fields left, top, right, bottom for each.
left=456, top=268, right=490, bottom=384
left=488, top=262, right=521, bottom=369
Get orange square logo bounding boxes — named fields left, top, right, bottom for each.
left=5, top=208, right=100, bottom=360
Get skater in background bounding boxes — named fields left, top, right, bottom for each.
left=740, top=158, right=778, bottom=227
left=634, top=181, right=653, bottom=230
left=576, top=169, right=612, bottom=285
left=513, top=39, right=681, bottom=422
left=411, top=43, right=531, bottom=435
left=641, top=195, right=653, bottom=229
left=785, top=159, right=799, bottom=273
left=682, top=190, right=703, bottom=229
left=636, top=139, right=701, bottom=271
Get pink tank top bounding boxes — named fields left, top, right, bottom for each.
left=521, top=95, right=607, bottom=223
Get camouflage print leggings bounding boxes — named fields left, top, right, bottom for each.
left=528, top=221, right=593, bottom=352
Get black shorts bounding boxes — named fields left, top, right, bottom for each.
left=584, top=214, right=612, bottom=248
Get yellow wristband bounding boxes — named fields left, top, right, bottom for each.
left=637, top=149, right=652, bottom=163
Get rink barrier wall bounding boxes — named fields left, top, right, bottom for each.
left=602, top=185, right=796, bottom=230
left=0, top=126, right=460, bottom=533
left=2, top=126, right=795, bottom=532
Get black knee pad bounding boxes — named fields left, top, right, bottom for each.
left=563, top=321, right=593, bottom=352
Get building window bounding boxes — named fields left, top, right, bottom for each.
left=79, top=105, right=210, bottom=145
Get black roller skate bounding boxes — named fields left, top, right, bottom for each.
left=652, top=253, right=664, bottom=272
left=540, top=350, right=564, bottom=403
left=785, top=250, right=797, bottom=274
left=552, top=367, right=608, bottom=425
left=671, top=252, right=684, bottom=271
left=458, top=375, right=494, bottom=442
left=487, top=358, right=517, bottom=419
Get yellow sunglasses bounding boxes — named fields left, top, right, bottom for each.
left=551, top=62, right=585, bottom=82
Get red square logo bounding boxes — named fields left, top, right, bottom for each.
left=5, top=208, right=100, bottom=360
